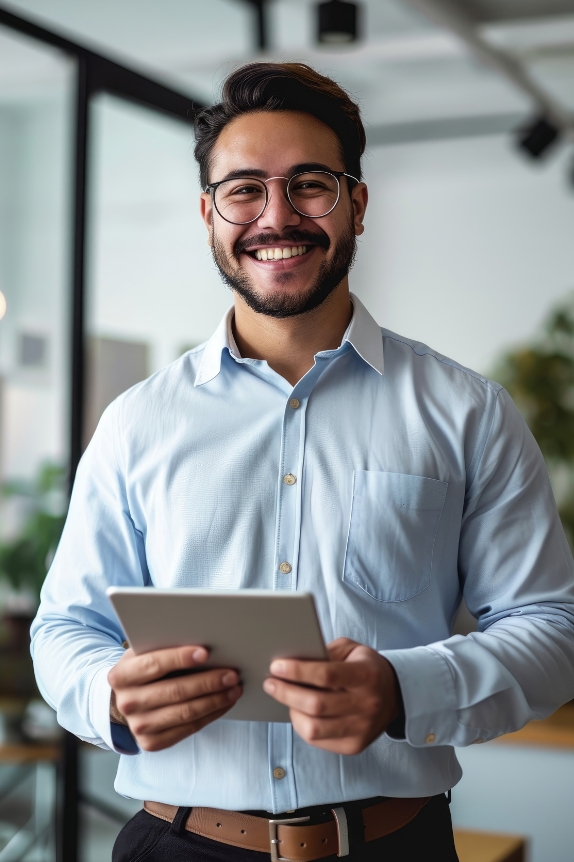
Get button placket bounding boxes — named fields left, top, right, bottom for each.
left=274, top=392, right=306, bottom=591
left=269, top=722, right=297, bottom=812
left=270, top=388, right=312, bottom=813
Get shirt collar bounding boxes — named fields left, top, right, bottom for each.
left=194, top=292, right=383, bottom=387
left=344, top=293, right=384, bottom=376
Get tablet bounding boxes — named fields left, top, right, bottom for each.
left=107, top=588, right=327, bottom=723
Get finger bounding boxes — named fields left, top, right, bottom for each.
left=290, top=710, right=369, bottom=744
left=109, top=645, right=209, bottom=688
left=325, top=638, right=362, bottom=662
left=128, top=685, right=242, bottom=738
left=136, top=706, right=233, bottom=752
left=290, top=716, right=372, bottom=755
left=263, top=677, right=352, bottom=717
left=269, top=657, right=373, bottom=691
left=117, top=668, right=240, bottom=715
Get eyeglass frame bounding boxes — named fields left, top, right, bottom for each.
left=205, top=170, right=360, bottom=225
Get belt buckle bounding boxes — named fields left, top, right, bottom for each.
left=269, top=815, right=311, bottom=862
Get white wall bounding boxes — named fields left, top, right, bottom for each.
left=452, top=743, right=574, bottom=862
left=352, top=135, right=574, bottom=378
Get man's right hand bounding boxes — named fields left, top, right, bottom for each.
left=107, top=646, right=242, bottom=751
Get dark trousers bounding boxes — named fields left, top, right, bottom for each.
left=112, top=794, right=459, bottom=862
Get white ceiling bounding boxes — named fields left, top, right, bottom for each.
left=1, top=0, right=574, bottom=135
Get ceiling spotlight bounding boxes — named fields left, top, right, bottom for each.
left=517, top=116, right=561, bottom=159
left=317, top=0, right=359, bottom=45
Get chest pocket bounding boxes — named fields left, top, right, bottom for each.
left=343, top=471, right=448, bottom=602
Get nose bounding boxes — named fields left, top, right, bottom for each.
left=256, top=179, right=301, bottom=232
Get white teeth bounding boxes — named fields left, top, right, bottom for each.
left=254, top=246, right=308, bottom=260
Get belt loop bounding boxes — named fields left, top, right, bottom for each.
left=170, top=806, right=192, bottom=836
left=342, top=802, right=364, bottom=852
left=446, top=790, right=452, bottom=805
left=331, top=808, right=349, bottom=857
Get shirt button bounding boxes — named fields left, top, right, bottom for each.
left=279, top=562, right=292, bottom=574
left=289, top=398, right=300, bottom=409
left=474, top=738, right=484, bottom=744
left=273, top=767, right=286, bottom=780
left=283, top=474, right=296, bottom=485
left=425, top=733, right=436, bottom=744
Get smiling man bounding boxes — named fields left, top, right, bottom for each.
left=32, top=64, right=574, bottom=862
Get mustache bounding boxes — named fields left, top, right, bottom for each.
left=234, top=230, right=330, bottom=256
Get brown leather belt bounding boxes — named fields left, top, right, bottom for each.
left=144, top=796, right=431, bottom=861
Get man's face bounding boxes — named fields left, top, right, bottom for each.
left=200, top=111, right=368, bottom=318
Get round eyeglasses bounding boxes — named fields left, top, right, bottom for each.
left=206, top=170, right=358, bottom=226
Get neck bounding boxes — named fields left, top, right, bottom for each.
left=232, top=280, right=353, bottom=386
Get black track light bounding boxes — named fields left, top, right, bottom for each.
left=317, top=0, right=359, bottom=45
left=517, top=116, right=561, bottom=159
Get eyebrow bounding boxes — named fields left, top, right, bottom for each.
left=214, top=162, right=340, bottom=183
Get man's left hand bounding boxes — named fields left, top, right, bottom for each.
left=263, top=638, right=403, bottom=755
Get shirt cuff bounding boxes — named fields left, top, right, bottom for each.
left=89, top=664, right=140, bottom=755
left=380, top=646, right=458, bottom=747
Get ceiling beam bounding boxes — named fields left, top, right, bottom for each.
left=400, top=0, right=574, bottom=134
left=469, top=0, right=574, bottom=23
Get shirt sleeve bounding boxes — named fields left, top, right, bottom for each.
left=31, top=399, right=145, bottom=754
left=382, top=387, right=574, bottom=748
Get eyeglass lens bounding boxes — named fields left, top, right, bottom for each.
left=213, top=172, right=340, bottom=224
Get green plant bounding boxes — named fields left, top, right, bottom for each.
left=494, top=297, right=574, bottom=547
left=0, top=462, right=67, bottom=602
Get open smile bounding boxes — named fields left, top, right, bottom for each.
left=242, top=245, right=317, bottom=268
left=253, top=245, right=309, bottom=261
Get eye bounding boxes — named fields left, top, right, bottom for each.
left=292, top=180, right=327, bottom=191
left=221, top=180, right=265, bottom=198
left=234, top=184, right=264, bottom=195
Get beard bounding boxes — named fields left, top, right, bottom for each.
left=211, top=222, right=357, bottom=319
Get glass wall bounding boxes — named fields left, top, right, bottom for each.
left=0, top=22, right=74, bottom=861
left=84, top=93, right=230, bottom=444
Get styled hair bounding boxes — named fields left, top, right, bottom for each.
left=194, top=62, right=366, bottom=189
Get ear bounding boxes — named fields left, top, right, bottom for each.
left=200, top=192, right=214, bottom=247
left=351, top=182, right=368, bottom=237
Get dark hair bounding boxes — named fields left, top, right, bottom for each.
left=194, top=62, right=366, bottom=189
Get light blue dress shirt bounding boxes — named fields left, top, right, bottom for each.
left=31, top=294, right=574, bottom=812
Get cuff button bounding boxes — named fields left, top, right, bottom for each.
left=425, top=733, right=436, bottom=744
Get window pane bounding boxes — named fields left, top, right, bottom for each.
left=85, top=93, right=230, bottom=443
